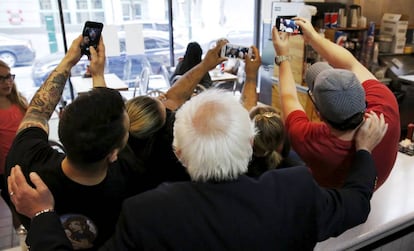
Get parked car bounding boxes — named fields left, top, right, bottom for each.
left=32, top=31, right=185, bottom=87
left=0, top=33, right=36, bottom=67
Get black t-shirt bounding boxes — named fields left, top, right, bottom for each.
left=5, top=127, right=144, bottom=251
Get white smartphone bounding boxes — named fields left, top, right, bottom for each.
left=220, top=43, right=252, bottom=60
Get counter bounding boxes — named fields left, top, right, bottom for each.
left=315, top=152, right=414, bottom=250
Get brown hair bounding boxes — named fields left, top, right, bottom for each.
left=249, top=106, right=285, bottom=168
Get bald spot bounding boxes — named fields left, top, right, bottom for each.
left=192, top=101, right=230, bottom=136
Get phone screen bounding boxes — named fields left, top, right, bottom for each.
left=275, top=16, right=302, bottom=34
left=81, top=21, right=104, bottom=57
left=221, top=44, right=251, bottom=61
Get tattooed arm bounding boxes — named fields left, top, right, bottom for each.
left=17, top=36, right=84, bottom=135
left=162, top=40, right=227, bottom=111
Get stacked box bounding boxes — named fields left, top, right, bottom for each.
left=380, top=13, right=408, bottom=53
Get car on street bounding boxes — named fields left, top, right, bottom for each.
left=32, top=31, right=185, bottom=87
left=0, top=33, right=36, bottom=67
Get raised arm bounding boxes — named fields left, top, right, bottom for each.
left=89, top=36, right=106, bottom=88
left=294, top=18, right=375, bottom=83
left=240, top=46, right=261, bottom=112
left=162, top=40, right=227, bottom=111
left=316, top=112, right=388, bottom=240
left=17, top=35, right=83, bottom=135
left=271, top=27, right=304, bottom=121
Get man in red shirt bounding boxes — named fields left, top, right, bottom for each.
left=272, top=18, right=400, bottom=189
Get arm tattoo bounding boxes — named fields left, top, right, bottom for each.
left=18, top=69, right=69, bottom=134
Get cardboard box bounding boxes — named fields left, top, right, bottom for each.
left=391, top=37, right=406, bottom=54
left=273, top=35, right=305, bottom=85
left=380, top=13, right=408, bottom=38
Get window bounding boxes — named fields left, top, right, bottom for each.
left=76, top=0, right=88, bottom=9
left=92, top=0, right=103, bottom=9
left=39, top=0, right=52, bottom=10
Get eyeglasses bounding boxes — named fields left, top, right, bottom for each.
left=307, top=89, right=318, bottom=110
left=0, top=74, right=15, bottom=83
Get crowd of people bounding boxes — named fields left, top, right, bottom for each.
left=1, top=15, right=399, bottom=251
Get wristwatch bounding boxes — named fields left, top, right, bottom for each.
left=275, top=55, right=290, bottom=65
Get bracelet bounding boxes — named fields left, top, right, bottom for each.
left=34, top=208, right=54, bottom=218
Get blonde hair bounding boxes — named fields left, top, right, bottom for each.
left=0, top=60, right=27, bottom=113
left=249, top=106, right=285, bottom=169
left=125, top=96, right=165, bottom=138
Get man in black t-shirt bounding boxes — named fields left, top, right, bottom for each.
left=5, top=35, right=142, bottom=250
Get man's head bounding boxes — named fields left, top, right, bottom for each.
left=173, top=89, right=255, bottom=182
left=58, top=87, right=129, bottom=166
left=305, top=62, right=366, bottom=130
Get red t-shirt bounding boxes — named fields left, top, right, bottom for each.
left=286, top=79, right=400, bottom=189
left=0, top=104, right=24, bottom=174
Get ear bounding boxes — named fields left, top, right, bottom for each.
left=107, top=149, right=119, bottom=163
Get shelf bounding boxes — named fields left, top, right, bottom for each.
left=326, top=27, right=368, bottom=31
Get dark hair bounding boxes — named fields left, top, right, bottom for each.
left=58, top=87, right=126, bottom=165
left=176, top=42, right=203, bottom=75
left=324, top=111, right=365, bottom=131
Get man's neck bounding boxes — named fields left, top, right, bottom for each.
left=330, top=127, right=357, bottom=141
left=61, top=158, right=108, bottom=186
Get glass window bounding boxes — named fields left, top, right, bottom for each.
left=63, top=12, right=71, bottom=24
left=92, top=0, right=103, bottom=9
left=133, top=3, right=142, bottom=19
left=122, top=3, right=130, bottom=21
left=39, top=0, right=52, bottom=10
left=76, top=12, right=90, bottom=23
left=1, top=0, right=257, bottom=104
left=172, top=0, right=254, bottom=57
left=91, top=12, right=105, bottom=22
left=76, top=0, right=88, bottom=9
left=61, top=0, right=68, bottom=9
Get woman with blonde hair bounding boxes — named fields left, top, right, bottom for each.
left=0, top=59, right=27, bottom=227
left=119, top=39, right=228, bottom=190
left=241, top=46, right=302, bottom=177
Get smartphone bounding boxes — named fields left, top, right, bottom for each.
left=220, top=43, right=252, bottom=60
left=275, top=16, right=302, bottom=34
left=80, top=21, right=104, bottom=57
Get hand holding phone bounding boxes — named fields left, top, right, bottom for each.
left=220, top=43, right=252, bottom=61
left=275, top=16, right=302, bottom=34
left=80, top=21, right=104, bottom=57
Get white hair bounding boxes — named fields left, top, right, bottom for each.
left=173, top=88, right=255, bottom=182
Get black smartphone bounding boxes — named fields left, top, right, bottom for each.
left=275, top=16, right=302, bottom=34
left=80, top=21, right=104, bottom=57
left=220, top=43, right=252, bottom=61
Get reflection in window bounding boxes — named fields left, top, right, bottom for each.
left=144, top=38, right=157, bottom=50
